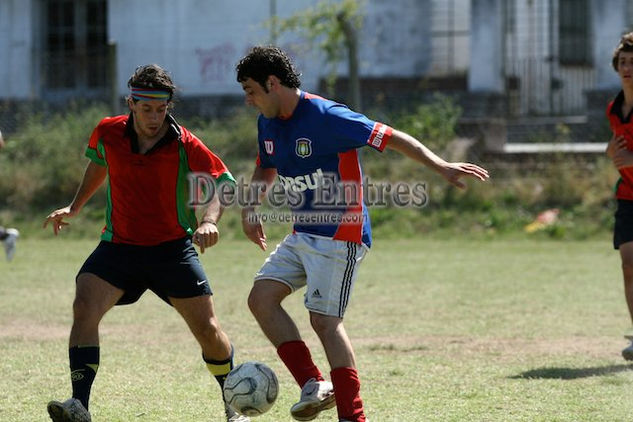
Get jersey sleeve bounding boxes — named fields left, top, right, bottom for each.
left=85, top=122, right=107, bottom=166
left=324, top=104, right=393, bottom=152
left=185, top=134, right=236, bottom=186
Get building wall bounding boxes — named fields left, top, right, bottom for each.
left=108, top=0, right=441, bottom=98
left=0, top=0, right=467, bottom=101
left=0, top=0, right=35, bottom=99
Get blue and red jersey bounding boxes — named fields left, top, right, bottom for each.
left=608, top=91, right=633, bottom=200
left=256, top=91, right=393, bottom=247
left=86, top=113, right=235, bottom=245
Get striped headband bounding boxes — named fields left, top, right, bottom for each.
left=130, top=87, right=171, bottom=101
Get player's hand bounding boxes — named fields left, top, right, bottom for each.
left=193, top=221, right=219, bottom=254
left=607, top=135, right=627, bottom=159
left=43, top=206, right=77, bottom=235
left=613, top=147, right=633, bottom=169
left=440, top=162, right=489, bottom=189
left=242, top=208, right=267, bottom=251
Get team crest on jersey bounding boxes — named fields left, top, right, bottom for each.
left=295, top=138, right=312, bottom=158
left=264, top=139, right=274, bottom=155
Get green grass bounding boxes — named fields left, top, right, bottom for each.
left=1, top=237, right=632, bottom=421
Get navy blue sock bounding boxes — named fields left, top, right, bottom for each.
left=69, top=345, right=100, bottom=410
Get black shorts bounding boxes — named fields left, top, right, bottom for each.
left=78, top=236, right=212, bottom=306
left=614, top=199, right=633, bottom=249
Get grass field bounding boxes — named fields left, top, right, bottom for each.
left=1, top=237, right=633, bottom=421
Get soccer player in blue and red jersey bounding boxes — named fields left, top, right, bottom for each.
left=43, top=64, right=249, bottom=422
left=606, top=31, right=633, bottom=361
left=236, top=46, right=489, bottom=422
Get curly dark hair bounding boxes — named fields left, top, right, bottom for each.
left=127, top=64, right=176, bottom=102
left=236, top=46, right=301, bottom=90
left=612, top=32, right=633, bottom=71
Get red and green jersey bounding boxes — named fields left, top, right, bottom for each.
left=86, top=113, right=234, bottom=245
left=608, top=91, right=633, bottom=200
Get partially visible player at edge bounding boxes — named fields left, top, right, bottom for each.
left=43, top=64, right=250, bottom=422
left=0, top=129, right=20, bottom=261
left=236, top=46, right=489, bottom=422
left=606, top=31, right=633, bottom=361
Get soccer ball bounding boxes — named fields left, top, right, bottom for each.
left=223, top=361, right=279, bottom=416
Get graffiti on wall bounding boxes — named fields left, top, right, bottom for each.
left=196, top=43, right=236, bottom=83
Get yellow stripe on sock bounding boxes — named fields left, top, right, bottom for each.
left=206, top=361, right=232, bottom=377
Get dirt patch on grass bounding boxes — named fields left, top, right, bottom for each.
left=0, top=318, right=69, bottom=340
left=357, top=334, right=627, bottom=361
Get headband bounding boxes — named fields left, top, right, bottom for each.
left=130, top=87, right=171, bottom=101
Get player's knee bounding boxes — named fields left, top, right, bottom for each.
left=247, top=288, right=264, bottom=316
left=309, top=313, right=339, bottom=336
left=622, top=261, right=633, bottom=279
left=72, top=294, right=98, bottom=321
left=198, top=317, right=222, bottom=339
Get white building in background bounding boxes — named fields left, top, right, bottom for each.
left=0, top=0, right=632, bottom=117
left=0, top=0, right=459, bottom=101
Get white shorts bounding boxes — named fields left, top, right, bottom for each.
left=254, top=232, right=368, bottom=317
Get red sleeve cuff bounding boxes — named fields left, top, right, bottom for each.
left=366, top=122, right=392, bottom=152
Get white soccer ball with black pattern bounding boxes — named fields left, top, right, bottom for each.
left=223, top=361, right=279, bottom=416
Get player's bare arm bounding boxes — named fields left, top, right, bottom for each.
left=242, top=166, right=278, bottom=251
left=44, top=161, right=107, bottom=235
left=387, top=129, right=489, bottom=189
left=193, top=187, right=223, bottom=254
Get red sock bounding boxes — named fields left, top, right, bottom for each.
left=277, top=341, right=324, bottom=387
left=331, top=366, right=365, bottom=422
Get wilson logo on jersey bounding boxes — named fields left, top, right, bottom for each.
left=278, top=168, right=324, bottom=192
left=367, top=122, right=391, bottom=150
left=295, top=138, right=312, bottom=157
left=264, top=139, right=274, bottom=155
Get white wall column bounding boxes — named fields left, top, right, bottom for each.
left=468, top=0, right=504, bottom=93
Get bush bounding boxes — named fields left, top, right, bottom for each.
left=0, top=99, right=618, bottom=241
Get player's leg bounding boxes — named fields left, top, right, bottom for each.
left=154, top=237, right=248, bottom=421
left=170, top=294, right=232, bottom=375
left=614, top=200, right=633, bottom=360
left=249, top=235, right=332, bottom=421
left=48, top=272, right=124, bottom=422
left=0, top=225, right=19, bottom=261
left=249, top=279, right=326, bottom=381
left=310, top=313, right=364, bottom=422
left=49, top=241, right=144, bottom=422
left=620, top=241, right=633, bottom=360
left=170, top=295, right=250, bottom=421
left=302, top=236, right=368, bottom=422
left=248, top=279, right=299, bottom=346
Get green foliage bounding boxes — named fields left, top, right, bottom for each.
left=272, top=0, right=364, bottom=95
left=0, top=104, right=109, bottom=211
left=0, top=100, right=620, bottom=243
left=178, top=108, right=259, bottom=177
left=387, top=93, right=462, bottom=152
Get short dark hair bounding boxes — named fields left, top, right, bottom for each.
left=127, top=64, right=176, bottom=102
left=612, top=32, right=633, bottom=71
left=236, top=46, right=301, bottom=90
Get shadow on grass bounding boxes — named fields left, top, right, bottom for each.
left=510, top=364, right=633, bottom=380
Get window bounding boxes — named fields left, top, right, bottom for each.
left=429, top=0, right=470, bottom=75
left=43, top=0, right=108, bottom=95
left=559, top=0, right=591, bottom=65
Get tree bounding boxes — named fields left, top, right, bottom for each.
left=272, top=0, right=364, bottom=110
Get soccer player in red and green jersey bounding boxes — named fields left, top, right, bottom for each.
left=44, top=64, right=249, bottom=422
left=606, top=31, right=633, bottom=361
